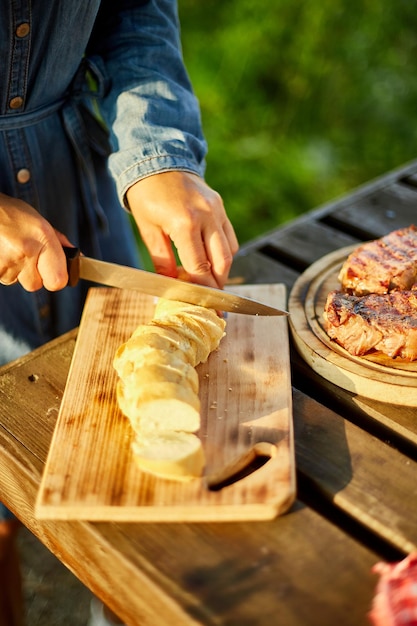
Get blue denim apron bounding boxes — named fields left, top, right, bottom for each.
left=0, top=64, right=140, bottom=365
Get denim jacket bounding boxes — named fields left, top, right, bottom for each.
left=0, top=0, right=207, bottom=363
left=86, top=0, right=207, bottom=202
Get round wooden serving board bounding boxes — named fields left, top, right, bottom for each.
left=288, top=245, right=417, bottom=406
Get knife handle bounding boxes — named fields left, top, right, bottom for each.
left=63, top=246, right=81, bottom=287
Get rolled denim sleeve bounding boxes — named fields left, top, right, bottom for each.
left=87, top=0, right=207, bottom=205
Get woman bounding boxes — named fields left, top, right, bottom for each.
left=0, top=1, right=238, bottom=624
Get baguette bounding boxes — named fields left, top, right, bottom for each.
left=153, top=299, right=225, bottom=363
left=114, top=333, right=190, bottom=378
left=132, top=431, right=205, bottom=481
left=115, top=343, right=199, bottom=393
left=113, top=297, right=226, bottom=481
left=116, top=379, right=201, bottom=434
left=131, top=324, right=198, bottom=365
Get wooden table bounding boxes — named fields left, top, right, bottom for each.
left=2, top=159, right=417, bottom=625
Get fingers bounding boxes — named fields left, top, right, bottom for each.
left=138, top=224, right=178, bottom=278
left=54, top=229, right=74, bottom=249
left=0, top=195, right=71, bottom=292
left=1, top=241, right=68, bottom=292
left=202, top=216, right=239, bottom=288
left=14, top=264, right=43, bottom=292
left=172, top=220, right=234, bottom=289
left=169, top=195, right=239, bottom=289
left=0, top=277, right=18, bottom=287
left=37, top=241, right=68, bottom=291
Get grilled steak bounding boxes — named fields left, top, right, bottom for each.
left=324, top=289, right=417, bottom=360
left=338, top=225, right=417, bottom=295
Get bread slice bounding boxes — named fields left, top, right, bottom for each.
left=117, top=379, right=201, bottom=434
left=114, top=331, right=194, bottom=377
left=131, top=322, right=192, bottom=348
left=153, top=299, right=226, bottom=364
left=132, top=431, right=205, bottom=481
left=122, top=360, right=199, bottom=394
left=131, top=323, right=198, bottom=366
left=151, top=316, right=211, bottom=364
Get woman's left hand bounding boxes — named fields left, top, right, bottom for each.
left=126, top=171, right=239, bottom=289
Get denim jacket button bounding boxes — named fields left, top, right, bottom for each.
left=9, top=96, right=24, bottom=109
left=16, top=23, right=30, bottom=38
left=16, top=168, right=31, bottom=184
left=38, top=304, right=50, bottom=319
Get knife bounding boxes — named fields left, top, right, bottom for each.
left=64, top=247, right=288, bottom=316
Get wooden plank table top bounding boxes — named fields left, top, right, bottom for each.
left=3, top=158, right=417, bottom=625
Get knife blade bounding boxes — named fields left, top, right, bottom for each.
left=64, top=247, right=288, bottom=316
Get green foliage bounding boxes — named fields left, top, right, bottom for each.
left=178, top=0, right=417, bottom=243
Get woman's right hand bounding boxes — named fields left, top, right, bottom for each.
left=0, top=193, right=72, bottom=291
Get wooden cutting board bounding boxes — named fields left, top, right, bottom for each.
left=289, top=245, right=417, bottom=406
left=36, top=284, right=295, bottom=521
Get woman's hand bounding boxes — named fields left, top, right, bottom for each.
left=0, top=193, right=71, bottom=291
left=126, top=171, right=239, bottom=289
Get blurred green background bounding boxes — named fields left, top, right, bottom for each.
left=178, top=0, right=417, bottom=246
